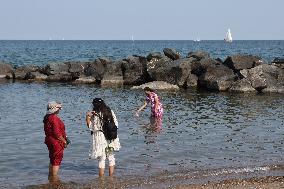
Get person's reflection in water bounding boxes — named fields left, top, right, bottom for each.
left=149, top=116, right=162, bottom=133
left=142, top=116, right=162, bottom=144
left=141, top=116, right=163, bottom=173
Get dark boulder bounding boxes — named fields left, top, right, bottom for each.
left=196, top=58, right=237, bottom=91
left=0, top=62, right=14, bottom=79
left=66, top=61, right=88, bottom=78
left=46, top=73, right=73, bottom=82
left=272, top=58, right=284, bottom=69
left=191, top=58, right=219, bottom=76
left=146, top=52, right=163, bottom=61
left=163, top=48, right=181, bottom=60
left=43, top=62, right=69, bottom=76
left=14, top=65, right=40, bottom=80
left=223, top=55, right=262, bottom=71
left=121, top=56, right=150, bottom=85
left=187, top=51, right=210, bottom=60
left=147, top=57, right=197, bottom=87
left=25, top=71, right=47, bottom=81
left=98, top=57, right=112, bottom=66
left=101, top=60, right=124, bottom=86
left=84, top=59, right=107, bottom=82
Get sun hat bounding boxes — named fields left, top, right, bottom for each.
left=47, top=101, right=62, bottom=114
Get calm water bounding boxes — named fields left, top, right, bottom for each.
left=0, top=40, right=284, bottom=188
left=0, top=40, right=284, bottom=67
left=0, top=81, right=283, bottom=188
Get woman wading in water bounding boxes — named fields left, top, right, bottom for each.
left=43, top=101, right=69, bottom=182
left=136, top=87, right=163, bottom=119
left=86, top=98, right=121, bottom=177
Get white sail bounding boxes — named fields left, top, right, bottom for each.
left=131, top=35, right=134, bottom=42
left=225, top=29, right=233, bottom=42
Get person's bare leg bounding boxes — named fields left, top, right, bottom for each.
left=50, top=165, right=60, bottom=176
left=109, top=166, right=114, bottom=176
left=99, top=168, right=105, bottom=177
left=48, top=164, right=53, bottom=177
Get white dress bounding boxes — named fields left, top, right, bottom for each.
left=89, top=110, right=121, bottom=159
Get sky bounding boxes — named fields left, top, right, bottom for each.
left=0, top=0, right=283, bottom=40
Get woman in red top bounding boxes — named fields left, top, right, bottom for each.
left=43, top=101, right=68, bottom=179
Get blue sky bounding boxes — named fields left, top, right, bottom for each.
left=0, top=0, right=283, bottom=40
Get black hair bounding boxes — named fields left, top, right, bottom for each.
left=143, top=87, right=154, bottom=92
left=92, top=98, right=114, bottom=122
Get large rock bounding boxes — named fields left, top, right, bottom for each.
left=146, top=52, right=163, bottom=61
left=0, top=62, right=14, bottom=79
left=25, top=71, right=47, bottom=81
left=131, top=81, right=179, bottom=90
left=191, top=58, right=212, bottom=77
left=163, top=48, right=180, bottom=60
left=66, top=61, right=88, bottom=78
left=42, top=62, right=75, bottom=82
left=247, top=64, right=284, bottom=93
left=223, top=55, right=262, bottom=71
left=101, top=60, right=124, bottom=86
left=196, top=58, right=236, bottom=91
left=46, top=73, right=73, bottom=82
left=84, top=59, right=107, bottom=82
left=272, top=58, right=284, bottom=69
left=14, top=65, right=40, bottom=80
left=43, top=62, right=69, bottom=75
left=121, top=56, right=150, bottom=85
left=147, top=57, right=197, bottom=87
left=187, top=51, right=210, bottom=60
left=229, top=79, right=257, bottom=93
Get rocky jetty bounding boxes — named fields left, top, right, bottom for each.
left=0, top=48, right=283, bottom=93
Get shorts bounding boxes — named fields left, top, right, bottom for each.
left=98, top=154, right=115, bottom=169
left=46, top=142, right=64, bottom=166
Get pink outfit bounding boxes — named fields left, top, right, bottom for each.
left=146, top=92, right=163, bottom=118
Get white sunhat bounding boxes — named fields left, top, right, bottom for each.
left=46, top=101, right=62, bottom=114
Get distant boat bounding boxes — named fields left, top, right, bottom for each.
left=131, top=35, right=134, bottom=42
left=224, top=29, right=233, bottom=42
left=193, top=38, right=201, bottom=42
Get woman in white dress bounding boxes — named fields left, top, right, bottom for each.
left=86, top=98, right=121, bottom=177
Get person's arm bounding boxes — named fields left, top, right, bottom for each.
left=86, top=111, right=92, bottom=128
left=136, top=101, right=147, bottom=114
left=50, top=116, right=67, bottom=145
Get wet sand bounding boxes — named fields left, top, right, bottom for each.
left=25, top=175, right=284, bottom=189
left=173, top=176, right=284, bottom=189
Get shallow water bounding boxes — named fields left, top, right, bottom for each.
left=0, top=82, right=283, bottom=188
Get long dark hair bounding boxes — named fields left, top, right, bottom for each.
left=144, top=87, right=154, bottom=92
left=92, top=98, right=114, bottom=123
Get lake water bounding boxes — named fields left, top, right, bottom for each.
left=0, top=81, right=283, bottom=188
left=0, top=40, right=284, bottom=66
left=0, top=40, right=284, bottom=188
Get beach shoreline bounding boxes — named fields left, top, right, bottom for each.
left=24, top=175, right=284, bottom=189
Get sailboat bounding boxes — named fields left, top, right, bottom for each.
left=131, top=35, right=134, bottom=42
left=224, top=29, right=233, bottom=42
left=193, top=38, right=201, bottom=42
